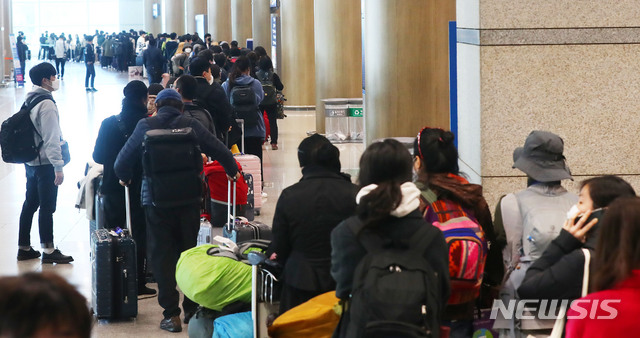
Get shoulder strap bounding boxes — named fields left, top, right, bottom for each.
left=26, top=94, right=54, bottom=111
left=145, top=115, right=162, bottom=130
left=348, top=217, right=433, bottom=255
left=114, top=114, right=129, bottom=138
left=25, top=95, right=54, bottom=140
left=581, top=248, right=591, bottom=297
left=347, top=220, right=384, bottom=253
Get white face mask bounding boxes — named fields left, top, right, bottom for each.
left=184, top=48, right=192, bottom=54
left=566, top=204, right=580, bottom=220
left=207, top=75, right=214, bottom=85
left=50, top=78, right=60, bottom=91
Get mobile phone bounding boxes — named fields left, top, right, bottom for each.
left=573, top=208, right=605, bottom=225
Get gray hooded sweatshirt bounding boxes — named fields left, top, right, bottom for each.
left=25, top=86, right=65, bottom=172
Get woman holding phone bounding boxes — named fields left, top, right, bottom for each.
left=518, top=175, right=636, bottom=301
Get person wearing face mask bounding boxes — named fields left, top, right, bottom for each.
left=92, top=80, right=156, bottom=296
left=17, top=63, right=73, bottom=264
left=172, top=43, right=192, bottom=77
left=517, top=176, right=636, bottom=303
left=189, top=57, right=237, bottom=144
left=493, top=130, right=578, bottom=337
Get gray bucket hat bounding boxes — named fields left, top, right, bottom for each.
left=512, top=130, right=572, bottom=182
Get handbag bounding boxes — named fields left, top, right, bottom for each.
left=61, top=140, right=70, bottom=166
left=549, top=248, right=591, bottom=338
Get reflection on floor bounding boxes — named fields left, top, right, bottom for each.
left=0, top=60, right=364, bottom=337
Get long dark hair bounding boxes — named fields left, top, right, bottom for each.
left=229, top=55, right=251, bottom=86
left=357, top=139, right=413, bottom=232
left=580, top=175, right=636, bottom=209
left=593, top=196, right=640, bottom=292
left=413, top=127, right=459, bottom=180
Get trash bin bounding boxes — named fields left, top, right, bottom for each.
left=347, top=98, right=363, bottom=142
left=372, top=137, right=415, bottom=156
left=322, top=98, right=350, bottom=143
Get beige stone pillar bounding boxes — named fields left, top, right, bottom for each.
left=231, top=0, right=252, bottom=47
left=280, top=0, right=315, bottom=107
left=143, top=0, right=161, bottom=34
left=185, top=0, right=207, bottom=34
left=207, top=0, right=232, bottom=42
left=162, top=0, right=185, bottom=34
left=251, top=0, right=270, bottom=52
left=457, top=0, right=640, bottom=208
left=313, top=0, right=361, bottom=133
left=363, top=0, right=454, bottom=144
left=1, top=0, right=11, bottom=81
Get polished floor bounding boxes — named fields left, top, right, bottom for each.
left=0, top=60, right=364, bottom=337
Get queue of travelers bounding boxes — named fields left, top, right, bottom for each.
left=9, top=31, right=640, bottom=338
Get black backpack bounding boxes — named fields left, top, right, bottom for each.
left=229, top=82, right=259, bottom=126
left=344, top=222, right=441, bottom=338
left=0, top=95, right=53, bottom=164
left=142, top=116, right=203, bottom=208
left=256, top=70, right=277, bottom=106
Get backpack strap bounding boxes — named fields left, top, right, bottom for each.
left=114, top=114, right=129, bottom=139
left=348, top=218, right=434, bottom=255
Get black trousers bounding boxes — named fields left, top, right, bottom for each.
left=262, top=105, right=279, bottom=145
left=103, top=188, right=148, bottom=288
left=145, top=203, right=200, bottom=318
left=244, top=136, right=263, bottom=181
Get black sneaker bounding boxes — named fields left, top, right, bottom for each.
left=17, top=247, right=41, bottom=261
left=183, top=311, right=195, bottom=324
left=86, top=88, right=92, bottom=92
left=90, top=88, right=98, bottom=92
left=160, top=316, right=182, bottom=332
left=42, top=249, right=74, bottom=264
left=138, top=285, right=157, bottom=296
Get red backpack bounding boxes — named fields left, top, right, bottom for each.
left=424, top=198, right=488, bottom=305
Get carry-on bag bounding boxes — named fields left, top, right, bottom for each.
left=223, top=179, right=272, bottom=243
left=268, top=291, right=341, bottom=338
left=91, top=185, right=138, bottom=319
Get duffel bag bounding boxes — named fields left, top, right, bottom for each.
left=268, top=291, right=341, bottom=338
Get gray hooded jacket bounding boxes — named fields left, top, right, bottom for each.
left=25, top=86, right=65, bottom=172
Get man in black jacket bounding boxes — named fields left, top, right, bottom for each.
left=189, top=57, right=238, bottom=145
left=114, top=89, right=239, bottom=333
left=142, top=37, right=165, bottom=84
left=84, top=36, right=96, bottom=92
left=174, top=74, right=216, bottom=135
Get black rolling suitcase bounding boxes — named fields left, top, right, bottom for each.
left=223, top=180, right=272, bottom=243
left=91, top=186, right=138, bottom=320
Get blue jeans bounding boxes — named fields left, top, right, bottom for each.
left=18, top=164, right=58, bottom=248
left=85, top=63, right=95, bottom=88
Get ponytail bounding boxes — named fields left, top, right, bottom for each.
left=356, top=181, right=403, bottom=233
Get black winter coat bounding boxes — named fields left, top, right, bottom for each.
left=194, top=76, right=235, bottom=142
left=268, top=166, right=358, bottom=293
left=517, top=212, right=601, bottom=301
left=93, top=103, right=148, bottom=194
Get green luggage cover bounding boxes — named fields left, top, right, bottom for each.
left=176, top=244, right=252, bottom=311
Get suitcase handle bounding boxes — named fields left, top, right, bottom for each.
left=226, top=179, right=237, bottom=233
left=124, top=185, right=132, bottom=233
